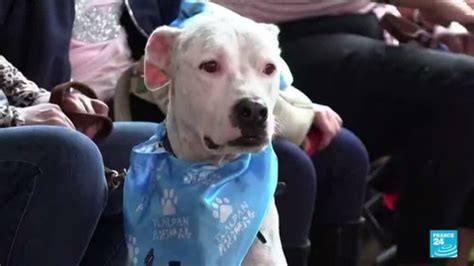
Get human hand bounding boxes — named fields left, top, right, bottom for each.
left=32, top=92, right=52, bottom=105
left=417, top=0, right=474, bottom=27
left=17, top=103, right=75, bottom=128
left=435, top=31, right=474, bottom=55
left=312, top=104, right=342, bottom=150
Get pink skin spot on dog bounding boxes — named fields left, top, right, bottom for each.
left=144, top=61, right=169, bottom=90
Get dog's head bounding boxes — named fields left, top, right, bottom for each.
left=145, top=13, right=283, bottom=159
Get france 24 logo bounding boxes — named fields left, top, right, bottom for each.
left=430, top=230, right=458, bottom=258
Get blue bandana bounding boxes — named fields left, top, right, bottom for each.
left=169, top=0, right=293, bottom=91
left=123, top=123, right=278, bottom=266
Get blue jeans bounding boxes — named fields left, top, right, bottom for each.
left=0, top=122, right=154, bottom=266
left=311, top=129, right=369, bottom=225
left=0, top=125, right=107, bottom=266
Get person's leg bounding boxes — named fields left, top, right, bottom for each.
left=80, top=122, right=158, bottom=266
left=273, top=138, right=317, bottom=266
left=280, top=21, right=474, bottom=157
left=308, top=129, right=369, bottom=266
left=278, top=13, right=384, bottom=42
left=280, top=18, right=474, bottom=264
left=98, top=122, right=159, bottom=212
left=0, top=126, right=107, bottom=266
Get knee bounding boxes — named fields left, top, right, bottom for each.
left=29, top=127, right=108, bottom=208
left=273, top=138, right=317, bottom=197
left=316, top=128, right=370, bottom=184
left=332, top=128, right=369, bottom=166
left=33, top=126, right=103, bottom=167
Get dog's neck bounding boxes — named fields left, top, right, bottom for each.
left=166, top=109, right=233, bottom=165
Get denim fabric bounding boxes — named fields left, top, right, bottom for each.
left=82, top=122, right=159, bottom=266
left=0, top=126, right=107, bottom=266
left=311, top=129, right=369, bottom=225
left=0, top=161, right=41, bottom=265
left=0, top=122, right=158, bottom=266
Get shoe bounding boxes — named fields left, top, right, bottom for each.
left=309, top=218, right=365, bottom=266
left=283, top=240, right=311, bottom=266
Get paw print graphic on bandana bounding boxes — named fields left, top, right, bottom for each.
left=126, top=235, right=140, bottom=265
left=212, top=197, right=233, bottom=223
left=161, top=189, right=178, bottom=215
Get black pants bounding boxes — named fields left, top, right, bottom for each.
left=279, top=14, right=474, bottom=264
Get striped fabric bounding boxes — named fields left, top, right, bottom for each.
left=213, top=0, right=376, bottom=23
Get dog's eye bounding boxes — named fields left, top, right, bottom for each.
left=263, top=63, right=276, bottom=76
left=199, top=61, right=219, bottom=73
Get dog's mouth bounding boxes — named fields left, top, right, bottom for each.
left=204, top=136, right=221, bottom=150
left=204, top=135, right=269, bottom=150
left=228, top=134, right=269, bottom=147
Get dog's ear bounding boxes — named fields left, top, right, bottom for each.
left=144, top=26, right=182, bottom=90
left=260, top=23, right=280, bottom=38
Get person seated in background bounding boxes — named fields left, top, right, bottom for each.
left=212, top=0, right=474, bottom=265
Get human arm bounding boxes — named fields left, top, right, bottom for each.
left=0, top=56, right=51, bottom=107
left=273, top=86, right=342, bottom=150
left=374, top=0, right=474, bottom=27
left=0, top=56, right=106, bottom=128
left=0, top=56, right=71, bottom=128
left=0, top=99, right=75, bottom=129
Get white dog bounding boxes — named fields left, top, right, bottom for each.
left=129, top=4, right=287, bottom=265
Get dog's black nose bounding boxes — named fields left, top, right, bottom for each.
left=233, top=98, right=268, bottom=129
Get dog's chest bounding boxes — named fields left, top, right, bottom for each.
left=123, top=123, right=278, bottom=266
